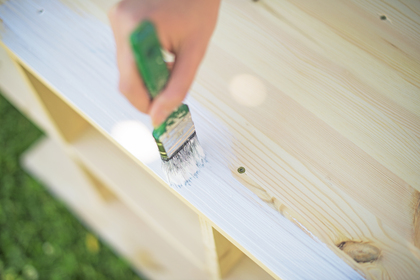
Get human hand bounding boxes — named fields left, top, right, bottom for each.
left=108, top=0, right=221, bottom=127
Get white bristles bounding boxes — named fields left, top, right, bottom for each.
left=162, top=134, right=206, bottom=187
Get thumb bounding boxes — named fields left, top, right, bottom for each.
left=149, top=41, right=206, bottom=127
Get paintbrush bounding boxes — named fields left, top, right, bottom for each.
left=130, top=20, right=205, bottom=186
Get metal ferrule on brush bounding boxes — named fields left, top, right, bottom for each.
left=152, top=104, right=196, bottom=161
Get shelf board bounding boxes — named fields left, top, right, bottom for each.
left=0, top=46, right=53, bottom=133
left=69, top=127, right=206, bottom=270
left=21, top=137, right=208, bottom=280
left=226, top=255, right=274, bottom=280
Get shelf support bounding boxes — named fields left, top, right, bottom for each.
left=200, top=217, right=244, bottom=280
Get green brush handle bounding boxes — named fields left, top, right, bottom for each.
left=130, top=21, right=190, bottom=145
left=130, top=20, right=169, bottom=99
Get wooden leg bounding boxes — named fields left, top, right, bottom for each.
left=200, top=217, right=244, bottom=280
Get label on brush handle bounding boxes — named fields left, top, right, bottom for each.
left=153, top=104, right=193, bottom=161
left=152, top=104, right=190, bottom=140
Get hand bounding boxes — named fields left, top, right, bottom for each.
left=108, top=0, right=221, bottom=127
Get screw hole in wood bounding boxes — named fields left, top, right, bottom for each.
left=237, top=167, right=246, bottom=174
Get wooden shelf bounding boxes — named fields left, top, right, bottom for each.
left=0, top=46, right=53, bottom=133
left=4, top=0, right=420, bottom=278
left=69, top=126, right=206, bottom=270
left=22, top=137, right=208, bottom=280
left=2, top=44, right=276, bottom=279
left=226, top=255, right=274, bottom=280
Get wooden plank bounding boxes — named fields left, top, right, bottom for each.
left=415, top=191, right=420, bottom=249
left=1, top=46, right=120, bottom=204
left=208, top=0, right=420, bottom=192
left=226, top=254, right=275, bottom=280
left=204, top=0, right=420, bottom=238
left=194, top=0, right=420, bottom=278
left=18, top=64, right=90, bottom=143
left=200, top=217, right=244, bottom=280
left=0, top=46, right=53, bottom=133
left=77, top=162, right=118, bottom=202
left=70, top=126, right=206, bottom=270
left=0, top=46, right=33, bottom=114
left=21, top=137, right=208, bottom=280
left=212, top=229, right=243, bottom=278
left=5, top=0, right=416, bottom=278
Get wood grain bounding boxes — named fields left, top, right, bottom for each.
left=0, top=1, right=362, bottom=278
left=194, top=0, right=420, bottom=277
left=338, top=242, right=381, bottom=263
left=414, top=191, right=420, bottom=249
left=19, top=65, right=90, bottom=143
left=225, top=254, right=275, bottom=280
left=200, top=217, right=245, bottom=280
left=209, top=0, right=420, bottom=192
left=0, top=46, right=55, bottom=134
left=2, top=0, right=419, bottom=278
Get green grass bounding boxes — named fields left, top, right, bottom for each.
left=0, top=93, right=144, bottom=280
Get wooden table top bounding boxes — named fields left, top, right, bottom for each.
left=1, top=0, right=419, bottom=278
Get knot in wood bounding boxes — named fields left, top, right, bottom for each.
left=338, top=241, right=380, bottom=263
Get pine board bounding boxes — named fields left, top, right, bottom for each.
left=2, top=0, right=419, bottom=278
left=70, top=127, right=206, bottom=270
left=21, top=137, right=207, bottom=280
left=0, top=45, right=53, bottom=133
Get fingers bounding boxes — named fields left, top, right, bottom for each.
left=109, top=0, right=212, bottom=126
left=117, top=44, right=151, bottom=113
left=108, top=2, right=150, bottom=114
left=149, top=39, right=207, bottom=127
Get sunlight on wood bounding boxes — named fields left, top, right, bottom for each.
left=229, top=74, right=267, bottom=107
left=111, top=120, right=160, bottom=164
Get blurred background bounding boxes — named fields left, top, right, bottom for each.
left=0, top=92, right=144, bottom=280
